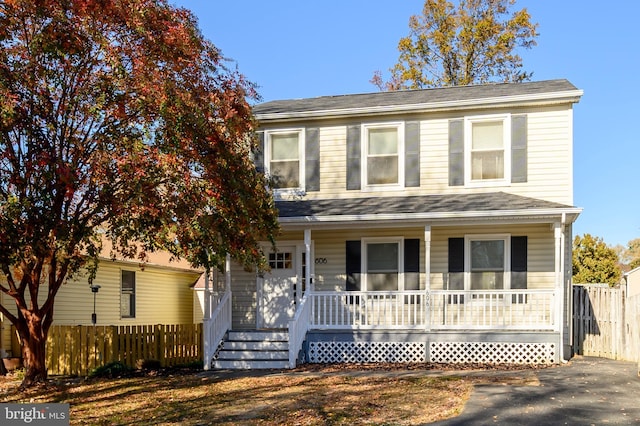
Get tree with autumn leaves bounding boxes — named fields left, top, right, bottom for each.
left=372, top=0, right=538, bottom=90
left=0, top=0, right=279, bottom=386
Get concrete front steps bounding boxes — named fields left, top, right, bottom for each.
left=213, top=330, right=290, bottom=369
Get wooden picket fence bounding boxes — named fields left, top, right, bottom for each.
left=43, top=323, right=202, bottom=376
left=573, top=284, right=640, bottom=362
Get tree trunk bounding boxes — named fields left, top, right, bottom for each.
left=18, top=316, right=48, bottom=388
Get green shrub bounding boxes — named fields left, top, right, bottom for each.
left=89, top=361, right=132, bottom=378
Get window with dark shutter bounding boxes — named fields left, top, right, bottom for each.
left=449, top=120, right=464, bottom=186
left=448, top=238, right=465, bottom=303
left=254, top=131, right=265, bottom=173
left=511, top=236, right=528, bottom=302
left=511, top=115, right=528, bottom=183
left=346, top=240, right=361, bottom=291
left=346, top=125, right=361, bottom=190
left=405, top=121, right=420, bottom=187
left=404, top=238, right=420, bottom=290
left=305, top=127, right=320, bottom=191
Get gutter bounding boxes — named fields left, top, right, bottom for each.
left=256, top=90, right=584, bottom=122
left=278, top=207, right=583, bottom=226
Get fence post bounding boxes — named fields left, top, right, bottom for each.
left=155, top=324, right=164, bottom=367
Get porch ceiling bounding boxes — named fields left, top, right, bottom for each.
left=275, top=192, right=581, bottom=228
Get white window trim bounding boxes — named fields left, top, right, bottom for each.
left=265, top=128, right=305, bottom=196
left=120, top=269, right=136, bottom=319
left=464, top=114, right=511, bottom=187
left=361, top=122, right=405, bottom=191
left=464, top=234, right=511, bottom=291
left=361, top=237, right=405, bottom=291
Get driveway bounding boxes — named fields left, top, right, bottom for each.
left=433, top=356, right=640, bottom=425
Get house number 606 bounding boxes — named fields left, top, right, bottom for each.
left=314, top=258, right=327, bottom=264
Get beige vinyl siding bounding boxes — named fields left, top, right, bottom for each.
left=311, top=228, right=426, bottom=292
left=319, top=126, right=347, bottom=195
left=306, top=224, right=556, bottom=292
left=0, top=261, right=198, bottom=327
left=273, top=104, right=575, bottom=205
left=429, top=223, right=556, bottom=290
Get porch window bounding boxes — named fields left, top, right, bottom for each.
left=363, top=123, right=404, bottom=189
left=267, top=130, right=304, bottom=190
left=366, top=242, right=400, bottom=291
left=121, top=270, right=136, bottom=318
left=469, top=239, right=506, bottom=290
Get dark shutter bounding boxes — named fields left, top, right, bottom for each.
left=404, top=121, right=420, bottom=187
left=511, top=115, right=527, bottom=183
left=511, top=236, right=527, bottom=289
left=346, top=240, right=361, bottom=291
left=346, top=125, right=361, bottom=190
left=404, top=238, right=420, bottom=290
left=449, top=119, right=464, bottom=186
left=448, top=237, right=464, bottom=292
left=254, top=131, right=265, bottom=173
left=305, top=127, right=320, bottom=191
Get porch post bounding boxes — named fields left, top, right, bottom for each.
left=424, top=225, right=431, bottom=331
left=304, top=228, right=312, bottom=292
left=554, top=220, right=565, bottom=361
left=203, top=268, right=211, bottom=321
left=225, top=254, right=231, bottom=292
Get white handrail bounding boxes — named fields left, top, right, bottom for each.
left=307, top=289, right=555, bottom=331
left=203, top=289, right=232, bottom=370
left=429, top=289, right=555, bottom=330
left=288, top=291, right=311, bottom=368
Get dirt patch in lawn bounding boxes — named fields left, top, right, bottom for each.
left=0, top=364, right=543, bottom=425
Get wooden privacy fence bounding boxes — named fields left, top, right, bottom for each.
left=43, top=323, right=202, bottom=376
left=573, top=284, right=640, bottom=362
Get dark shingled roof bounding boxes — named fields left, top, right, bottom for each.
left=254, top=79, right=579, bottom=116
left=275, top=192, right=573, bottom=219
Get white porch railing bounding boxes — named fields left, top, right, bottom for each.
left=308, top=289, right=557, bottom=331
left=429, top=289, right=557, bottom=330
left=203, top=289, right=232, bottom=370
left=288, top=291, right=312, bottom=368
left=310, top=291, right=429, bottom=329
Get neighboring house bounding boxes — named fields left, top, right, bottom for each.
left=0, top=244, right=202, bottom=357
left=623, top=267, right=640, bottom=298
left=194, top=79, right=584, bottom=370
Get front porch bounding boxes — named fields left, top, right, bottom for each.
left=203, top=286, right=562, bottom=369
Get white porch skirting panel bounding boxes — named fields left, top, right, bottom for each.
left=429, top=341, right=556, bottom=364
left=308, top=341, right=427, bottom=363
left=305, top=331, right=560, bottom=364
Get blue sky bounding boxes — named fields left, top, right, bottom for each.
left=172, top=0, right=639, bottom=248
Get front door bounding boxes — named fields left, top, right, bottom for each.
left=260, top=246, right=298, bottom=329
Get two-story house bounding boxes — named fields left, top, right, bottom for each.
left=202, top=79, right=583, bottom=370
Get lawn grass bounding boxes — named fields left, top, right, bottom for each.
left=0, top=365, right=540, bottom=425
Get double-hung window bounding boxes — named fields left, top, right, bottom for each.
left=465, top=235, right=510, bottom=291
left=363, top=238, right=403, bottom=291
left=267, top=130, right=304, bottom=192
left=121, top=270, right=136, bottom=318
left=363, top=123, right=404, bottom=189
left=465, top=115, right=511, bottom=185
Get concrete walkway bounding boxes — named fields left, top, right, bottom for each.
left=433, top=356, right=640, bottom=425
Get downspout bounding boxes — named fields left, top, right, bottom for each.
left=559, top=213, right=567, bottom=362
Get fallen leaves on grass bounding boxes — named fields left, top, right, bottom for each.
left=0, top=364, right=544, bottom=425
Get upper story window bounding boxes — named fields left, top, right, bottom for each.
left=363, top=123, right=404, bottom=190
left=266, top=129, right=305, bottom=192
left=463, top=114, right=511, bottom=186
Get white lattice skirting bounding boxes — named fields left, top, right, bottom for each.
left=308, top=341, right=427, bottom=363
left=430, top=341, right=556, bottom=364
